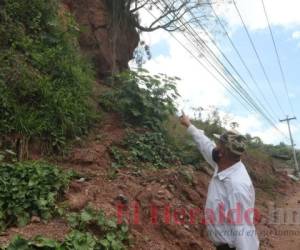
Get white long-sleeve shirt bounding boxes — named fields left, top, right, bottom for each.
left=187, top=125, right=259, bottom=250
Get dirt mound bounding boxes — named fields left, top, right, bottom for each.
left=62, top=164, right=214, bottom=250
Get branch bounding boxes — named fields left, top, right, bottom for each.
left=130, top=0, right=215, bottom=32
left=130, top=0, right=149, bottom=13
left=148, top=1, right=188, bottom=29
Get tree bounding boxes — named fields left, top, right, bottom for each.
left=251, top=136, right=263, bottom=147
left=107, top=0, right=227, bottom=68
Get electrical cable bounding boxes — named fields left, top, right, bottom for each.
left=261, top=0, right=295, bottom=116
left=232, top=0, right=286, bottom=117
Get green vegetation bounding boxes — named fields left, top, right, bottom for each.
left=0, top=161, right=72, bottom=231
left=100, top=70, right=181, bottom=168
left=0, top=0, right=96, bottom=151
left=100, top=70, right=179, bottom=131
left=108, top=129, right=180, bottom=169
left=123, top=131, right=179, bottom=168
left=1, top=207, right=129, bottom=250
left=67, top=207, right=129, bottom=249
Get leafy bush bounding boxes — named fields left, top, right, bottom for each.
left=123, top=131, right=179, bottom=168
left=0, top=0, right=95, bottom=149
left=67, top=207, right=129, bottom=250
left=2, top=207, right=129, bottom=250
left=164, top=117, right=204, bottom=166
left=99, top=70, right=179, bottom=131
left=99, top=70, right=181, bottom=168
left=0, top=161, right=72, bottom=230
left=1, top=236, right=61, bottom=250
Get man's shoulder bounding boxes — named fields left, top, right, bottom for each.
left=234, top=162, right=252, bottom=182
left=224, top=163, right=254, bottom=194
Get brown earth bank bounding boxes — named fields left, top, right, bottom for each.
left=62, top=0, right=139, bottom=77
left=0, top=113, right=299, bottom=250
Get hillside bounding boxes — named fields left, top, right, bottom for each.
left=0, top=1, right=299, bottom=250
left=0, top=111, right=297, bottom=250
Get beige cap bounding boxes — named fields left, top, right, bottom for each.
left=213, top=130, right=247, bottom=155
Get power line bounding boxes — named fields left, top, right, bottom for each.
left=145, top=9, right=253, bottom=113
left=155, top=0, right=290, bottom=140
left=232, top=0, right=286, bottom=117
left=147, top=1, right=289, bottom=140
left=160, top=27, right=254, bottom=114
left=159, top=0, right=285, bottom=133
left=145, top=6, right=256, bottom=113
left=261, top=0, right=295, bottom=116
left=209, top=4, right=279, bottom=122
left=184, top=3, right=280, bottom=125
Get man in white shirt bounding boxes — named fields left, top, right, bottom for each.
left=180, top=113, right=259, bottom=250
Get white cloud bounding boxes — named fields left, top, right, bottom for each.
left=208, top=111, right=291, bottom=144
left=253, top=122, right=299, bottom=145
left=138, top=8, right=169, bottom=46
left=217, top=0, right=300, bottom=31
left=292, top=31, right=300, bottom=39
left=229, top=113, right=300, bottom=145
left=291, top=31, right=300, bottom=47
left=139, top=31, right=231, bottom=110
left=231, top=114, right=263, bottom=134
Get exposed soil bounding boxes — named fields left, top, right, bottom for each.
left=257, top=184, right=300, bottom=250
left=0, top=113, right=299, bottom=250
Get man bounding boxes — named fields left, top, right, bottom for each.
left=180, top=112, right=259, bottom=250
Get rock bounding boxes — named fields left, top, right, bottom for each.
left=31, top=216, right=41, bottom=223
left=67, top=193, right=90, bottom=211
left=117, top=184, right=126, bottom=190
left=167, top=184, right=176, bottom=193
left=156, top=189, right=173, bottom=201
left=62, top=0, right=139, bottom=77
left=115, top=194, right=128, bottom=205
left=70, top=145, right=106, bottom=164
left=77, top=178, right=86, bottom=183
left=157, top=190, right=164, bottom=195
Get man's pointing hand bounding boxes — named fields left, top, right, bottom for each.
left=180, top=110, right=191, bottom=128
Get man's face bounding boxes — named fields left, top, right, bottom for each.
left=212, top=142, right=226, bottom=163
left=217, top=141, right=227, bottom=154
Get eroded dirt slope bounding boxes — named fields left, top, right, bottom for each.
left=1, top=113, right=298, bottom=250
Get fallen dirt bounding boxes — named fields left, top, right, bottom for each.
left=0, top=113, right=299, bottom=250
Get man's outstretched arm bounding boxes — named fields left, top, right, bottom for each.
left=180, top=112, right=217, bottom=168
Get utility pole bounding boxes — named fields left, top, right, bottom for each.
left=279, top=116, right=300, bottom=177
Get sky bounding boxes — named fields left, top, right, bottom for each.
left=131, top=0, right=300, bottom=148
